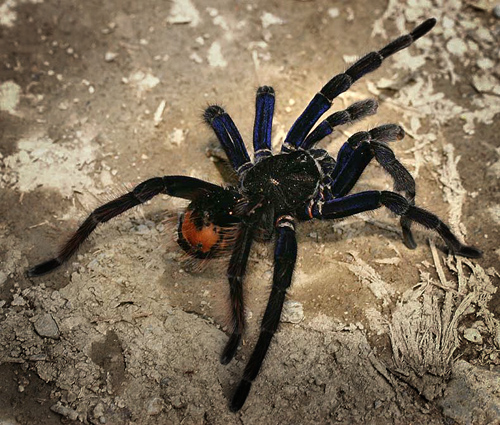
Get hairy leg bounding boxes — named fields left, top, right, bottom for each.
left=221, top=217, right=258, bottom=365
left=300, top=99, right=378, bottom=150
left=230, top=215, right=297, bottom=411
left=281, top=18, right=436, bottom=151
left=27, top=176, right=223, bottom=276
left=306, top=191, right=481, bottom=258
left=253, top=86, right=275, bottom=162
left=204, top=106, right=252, bottom=175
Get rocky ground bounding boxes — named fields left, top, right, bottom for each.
left=1, top=0, right=499, bottom=424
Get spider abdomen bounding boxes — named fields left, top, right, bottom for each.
left=176, top=188, right=242, bottom=258
left=241, top=150, right=321, bottom=213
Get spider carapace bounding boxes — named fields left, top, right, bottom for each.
left=28, top=18, right=482, bottom=412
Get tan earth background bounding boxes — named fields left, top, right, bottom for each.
left=1, top=0, right=499, bottom=424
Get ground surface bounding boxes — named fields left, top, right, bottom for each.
left=1, top=0, right=499, bottom=424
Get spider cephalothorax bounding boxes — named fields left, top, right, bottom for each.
left=28, top=18, right=482, bottom=412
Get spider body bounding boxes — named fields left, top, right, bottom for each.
left=28, top=18, right=482, bottom=412
left=241, top=149, right=322, bottom=213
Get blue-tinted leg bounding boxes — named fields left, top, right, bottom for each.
left=330, top=125, right=408, bottom=198
left=204, top=106, right=252, bottom=175
left=281, top=18, right=437, bottom=152
left=307, top=191, right=482, bottom=258
left=300, top=99, right=378, bottom=150
left=230, top=215, right=297, bottom=412
left=331, top=142, right=374, bottom=197
left=329, top=124, right=417, bottom=247
left=253, top=86, right=275, bottom=162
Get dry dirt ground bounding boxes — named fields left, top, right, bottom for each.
left=1, top=0, right=499, bottom=424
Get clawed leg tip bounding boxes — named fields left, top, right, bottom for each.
left=220, top=354, right=232, bottom=365
left=403, top=237, right=417, bottom=250
left=229, top=402, right=241, bottom=413
left=26, top=268, right=37, bottom=278
left=25, top=259, right=60, bottom=277
left=229, top=380, right=251, bottom=412
left=257, top=86, right=275, bottom=95
left=456, top=246, right=483, bottom=259
left=220, top=333, right=241, bottom=365
left=203, top=105, right=225, bottom=124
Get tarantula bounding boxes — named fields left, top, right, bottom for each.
left=28, top=18, right=481, bottom=411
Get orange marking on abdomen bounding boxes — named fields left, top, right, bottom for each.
left=181, top=210, right=219, bottom=253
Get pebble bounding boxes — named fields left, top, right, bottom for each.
left=446, top=38, right=467, bottom=56
left=261, top=12, right=284, bottom=29
left=281, top=300, right=304, bottom=324
left=494, top=5, right=500, bottom=18
left=51, top=402, right=79, bottom=421
left=147, top=397, right=163, bottom=415
left=328, top=8, right=339, bottom=18
left=463, top=328, right=483, bottom=344
left=34, top=313, right=60, bottom=339
left=0, top=80, right=21, bottom=113
left=477, top=57, right=494, bottom=70
left=189, top=52, right=203, bottom=64
left=104, top=52, right=118, bottom=62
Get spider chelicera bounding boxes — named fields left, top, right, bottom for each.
left=28, top=18, right=482, bottom=412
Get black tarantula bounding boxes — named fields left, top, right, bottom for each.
left=28, top=18, right=482, bottom=411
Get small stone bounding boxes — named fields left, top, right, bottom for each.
left=168, top=128, right=185, bottom=146
left=51, top=402, right=79, bottom=421
left=328, top=8, right=339, bottom=18
left=11, top=294, right=26, bottom=306
left=104, top=52, right=118, bottom=62
left=463, top=328, right=483, bottom=344
left=472, top=75, right=495, bottom=93
left=446, top=38, right=467, bottom=56
left=189, top=52, right=203, bottom=64
left=477, top=57, right=494, bottom=70
left=281, top=300, right=304, bottom=324
left=0, top=81, right=21, bottom=113
left=261, top=12, right=284, bottom=29
left=147, top=397, right=163, bottom=415
left=34, top=313, right=60, bottom=339
left=476, top=27, right=494, bottom=43
left=93, top=403, right=105, bottom=420
left=494, top=5, right=500, bottom=18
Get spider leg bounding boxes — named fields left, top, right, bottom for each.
left=253, top=86, right=275, bottom=162
left=306, top=191, right=482, bottom=258
left=330, top=125, right=409, bottom=197
left=222, top=218, right=257, bottom=365
left=300, top=99, right=378, bottom=150
left=204, top=106, right=252, bottom=175
left=230, top=215, right=297, bottom=412
left=328, top=125, right=418, bottom=248
left=281, top=18, right=436, bottom=152
left=27, top=176, right=223, bottom=277
left=370, top=139, right=417, bottom=249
